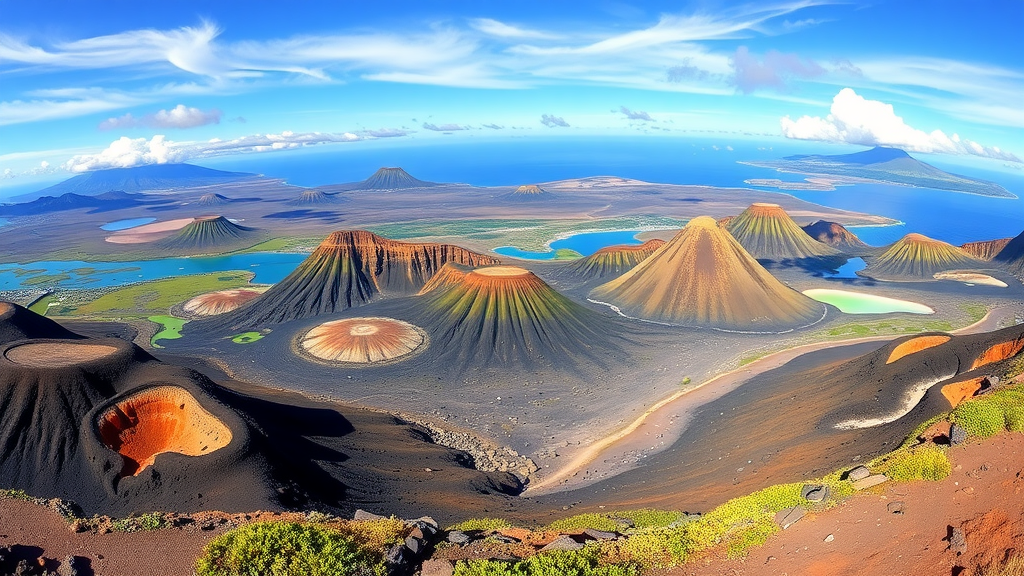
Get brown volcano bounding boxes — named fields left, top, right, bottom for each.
left=726, top=203, right=840, bottom=260
left=183, top=289, right=262, bottom=316
left=802, top=220, right=870, bottom=251
left=299, top=317, right=426, bottom=364
left=288, top=189, right=340, bottom=205
left=158, top=215, right=258, bottom=251
left=993, top=228, right=1024, bottom=276
left=861, top=233, right=984, bottom=280
left=208, top=230, right=499, bottom=329
left=564, top=239, right=666, bottom=280
left=417, top=262, right=474, bottom=295
left=961, top=237, right=1012, bottom=260
left=590, top=216, right=825, bottom=331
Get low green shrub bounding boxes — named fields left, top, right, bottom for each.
left=545, top=513, right=620, bottom=533
left=871, top=444, right=951, bottom=482
left=446, top=517, right=512, bottom=532
left=112, top=512, right=167, bottom=532
left=615, top=508, right=684, bottom=530
left=454, top=548, right=638, bottom=576
left=195, top=521, right=385, bottom=576
left=951, top=384, right=1024, bottom=439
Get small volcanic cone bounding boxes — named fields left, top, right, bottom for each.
left=861, top=233, right=983, bottom=280
left=802, top=220, right=869, bottom=251
left=197, top=193, right=230, bottom=206
left=212, top=231, right=499, bottom=329
left=354, top=167, right=436, bottom=191
left=993, top=229, right=1024, bottom=276
left=97, top=385, right=233, bottom=477
left=299, top=317, right=425, bottom=364
left=289, top=189, right=340, bottom=205
left=420, top=265, right=612, bottom=364
left=502, top=184, right=551, bottom=201
left=564, top=239, right=666, bottom=280
left=183, top=289, right=262, bottom=316
left=158, top=215, right=258, bottom=251
left=726, top=203, right=840, bottom=260
left=590, top=216, right=825, bottom=331
left=0, top=301, right=80, bottom=344
left=962, top=237, right=1012, bottom=261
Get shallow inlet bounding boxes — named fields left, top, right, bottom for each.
left=494, top=230, right=644, bottom=260
left=803, top=288, right=934, bottom=315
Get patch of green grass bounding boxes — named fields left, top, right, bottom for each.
left=196, top=522, right=386, bottom=576
left=446, top=518, right=512, bottom=532
left=28, top=294, right=55, bottom=315
left=959, top=302, right=988, bottom=323
left=229, top=237, right=323, bottom=255
left=870, top=444, right=951, bottom=482
left=553, top=248, right=584, bottom=260
left=950, top=383, right=1024, bottom=439
left=149, top=315, right=187, bottom=348
left=545, top=514, right=621, bottom=533
left=22, top=273, right=71, bottom=286
left=68, top=271, right=254, bottom=318
left=454, top=548, right=639, bottom=576
left=822, top=319, right=954, bottom=339
left=112, top=512, right=168, bottom=533
left=230, top=331, right=265, bottom=344
left=739, top=353, right=768, bottom=367
left=544, top=509, right=685, bottom=534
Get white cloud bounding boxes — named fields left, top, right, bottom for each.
left=469, top=18, right=557, bottom=39
left=422, top=122, right=467, bottom=131
left=99, top=104, right=222, bottom=130
left=780, top=88, right=1021, bottom=163
left=540, top=114, right=569, bottom=128
left=619, top=106, right=653, bottom=121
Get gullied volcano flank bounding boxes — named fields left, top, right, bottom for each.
left=0, top=301, right=81, bottom=344
left=212, top=231, right=499, bottom=329
left=726, top=203, right=841, bottom=260
left=158, top=216, right=258, bottom=250
left=419, top=266, right=615, bottom=365
left=993, top=229, right=1024, bottom=276
left=802, top=220, right=869, bottom=251
left=591, top=216, right=825, bottom=331
left=288, top=189, right=340, bottom=205
left=962, top=237, right=1012, bottom=261
left=354, top=167, right=437, bottom=191
left=564, top=239, right=666, bottom=280
left=197, top=193, right=230, bottom=206
left=501, top=184, right=551, bottom=201
left=861, top=233, right=984, bottom=280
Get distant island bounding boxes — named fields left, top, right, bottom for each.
left=15, top=163, right=258, bottom=202
left=743, top=146, right=1016, bottom=198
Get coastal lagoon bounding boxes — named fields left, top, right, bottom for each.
left=495, top=230, right=643, bottom=260
left=803, top=288, right=934, bottom=314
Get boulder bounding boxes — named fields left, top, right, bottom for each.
left=800, top=484, right=830, bottom=502
left=446, top=530, right=471, bottom=545
left=583, top=528, right=619, bottom=541
left=773, top=506, right=806, bottom=530
left=354, top=509, right=385, bottom=521
left=949, top=526, right=967, bottom=555
left=540, top=535, right=584, bottom=551
left=421, top=559, right=455, bottom=576
left=950, top=423, right=968, bottom=445
left=404, top=536, right=423, bottom=556
left=918, top=420, right=952, bottom=444
left=847, top=466, right=871, bottom=481
left=852, top=474, right=888, bottom=491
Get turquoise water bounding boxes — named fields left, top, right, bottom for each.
left=803, top=289, right=934, bottom=314
left=495, top=230, right=644, bottom=261
left=0, top=252, right=308, bottom=290
left=0, top=218, right=8, bottom=228
left=100, top=217, right=157, bottom=231
left=823, top=257, right=867, bottom=279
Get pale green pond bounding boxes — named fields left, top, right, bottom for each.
left=803, top=289, right=934, bottom=315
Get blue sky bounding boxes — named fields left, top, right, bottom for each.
left=1, top=0, right=1021, bottom=183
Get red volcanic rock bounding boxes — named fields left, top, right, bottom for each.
left=961, top=237, right=1012, bottom=261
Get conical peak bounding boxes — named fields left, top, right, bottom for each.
left=376, top=167, right=407, bottom=175
left=514, top=185, right=545, bottom=195
left=195, top=215, right=225, bottom=222
left=300, top=189, right=326, bottom=198
left=318, top=230, right=382, bottom=248
left=902, top=233, right=943, bottom=245
left=463, top=266, right=545, bottom=290
left=470, top=266, right=531, bottom=278
left=726, top=202, right=840, bottom=259
left=686, top=215, right=720, bottom=230
left=594, top=238, right=665, bottom=256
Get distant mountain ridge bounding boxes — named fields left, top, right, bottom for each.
left=21, top=164, right=257, bottom=201
left=0, top=190, right=171, bottom=216
left=750, top=146, right=1015, bottom=199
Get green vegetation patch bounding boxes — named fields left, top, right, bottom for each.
left=454, top=548, right=639, bottom=576
left=231, top=331, right=265, bottom=344
left=544, top=509, right=684, bottom=534
left=150, top=315, right=187, bottom=348
left=950, top=383, right=1024, bottom=439
left=28, top=294, right=55, bottom=316
left=112, top=512, right=168, bottom=533
left=870, top=444, right=951, bottom=482
left=822, top=318, right=954, bottom=339
left=229, top=237, right=324, bottom=255
left=554, top=248, right=584, bottom=260
left=446, top=518, right=512, bottom=532
left=22, top=273, right=71, bottom=286
left=196, top=521, right=386, bottom=576
left=66, top=271, right=254, bottom=318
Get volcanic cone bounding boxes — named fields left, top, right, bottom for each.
left=802, top=220, right=869, bottom=251
left=564, top=239, right=665, bottom=280
left=354, top=167, right=436, bottom=190
left=158, top=215, right=258, bottom=250
left=418, top=262, right=473, bottom=295
left=0, top=301, right=80, bottom=344
left=726, top=203, right=840, bottom=260
left=288, top=189, right=340, bottom=205
left=861, top=233, right=984, bottom=280
left=212, top=231, right=499, bottom=329
left=501, top=184, right=551, bottom=201
left=590, top=216, right=825, bottom=331
left=299, top=317, right=426, bottom=364
left=183, top=289, right=262, bottom=316
left=419, top=265, right=613, bottom=364
left=993, top=229, right=1024, bottom=276
left=197, top=193, right=230, bottom=206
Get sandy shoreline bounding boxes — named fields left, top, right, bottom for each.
left=526, top=305, right=1014, bottom=494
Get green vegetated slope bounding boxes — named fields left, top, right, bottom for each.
left=59, top=271, right=255, bottom=318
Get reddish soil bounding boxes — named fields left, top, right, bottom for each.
left=104, top=218, right=193, bottom=244
left=886, top=335, right=951, bottom=364
left=663, top=433, right=1024, bottom=576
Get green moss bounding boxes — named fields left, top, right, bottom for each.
left=454, top=548, right=638, bottom=576
left=545, top=514, right=620, bottom=533
left=112, top=512, right=168, bottom=532
left=446, top=518, right=512, bottom=532
left=149, top=315, right=187, bottom=348
left=959, top=302, right=988, bottom=323
left=545, top=509, right=685, bottom=534
left=553, top=249, right=584, bottom=260
left=951, top=384, right=1024, bottom=438
left=195, top=521, right=385, bottom=576
left=28, top=295, right=55, bottom=315
left=870, top=444, right=951, bottom=482
left=230, top=331, right=265, bottom=344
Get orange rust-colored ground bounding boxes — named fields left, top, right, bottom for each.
left=4, top=342, right=118, bottom=367
left=97, top=386, right=232, bottom=477
left=971, top=339, right=1024, bottom=370
left=183, top=289, right=262, bottom=316
left=104, top=218, right=194, bottom=244
left=941, top=377, right=984, bottom=408
left=886, top=335, right=952, bottom=364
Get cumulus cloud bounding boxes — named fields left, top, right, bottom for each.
left=363, top=128, right=410, bottom=138
left=540, top=114, right=569, bottom=128
left=63, top=131, right=363, bottom=172
left=731, top=46, right=824, bottom=93
left=422, top=122, right=467, bottom=131
left=780, top=88, right=1021, bottom=163
left=98, top=104, right=222, bottom=130
left=619, top=106, right=653, bottom=121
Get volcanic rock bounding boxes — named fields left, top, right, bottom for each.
left=860, top=233, right=983, bottom=280
left=802, top=220, right=870, bottom=251
left=726, top=203, right=841, bottom=260
left=852, top=474, right=888, bottom=491
left=992, top=228, right=1024, bottom=276
left=288, top=189, right=340, bottom=205
left=299, top=317, right=426, bottom=364
left=563, top=239, right=666, bottom=280
left=0, top=301, right=80, bottom=345
left=590, top=216, right=825, bottom=331
left=541, top=535, right=584, bottom=551
left=183, top=289, right=262, bottom=316
left=512, top=184, right=546, bottom=196
left=209, top=231, right=498, bottom=330
left=774, top=506, right=805, bottom=529
left=158, top=216, right=258, bottom=251
left=419, top=265, right=618, bottom=365
left=961, top=237, right=1012, bottom=261
left=353, top=167, right=437, bottom=191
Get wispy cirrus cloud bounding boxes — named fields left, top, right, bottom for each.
left=469, top=18, right=558, bottom=40
left=422, top=122, right=468, bottom=131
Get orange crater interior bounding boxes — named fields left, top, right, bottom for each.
left=97, top=386, right=232, bottom=477
left=885, top=335, right=951, bottom=364
left=971, top=339, right=1024, bottom=370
